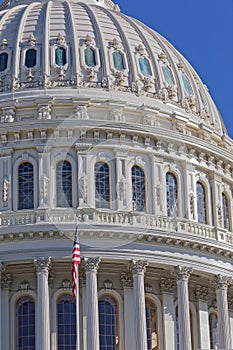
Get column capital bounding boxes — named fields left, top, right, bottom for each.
left=173, top=265, right=193, bottom=282
left=0, top=262, right=5, bottom=274
left=121, top=272, right=133, bottom=288
left=130, top=259, right=148, bottom=275
left=34, top=257, right=52, bottom=273
left=160, top=277, right=176, bottom=293
left=83, top=257, right=101, bottom=272
left=195, top=285, right=209, bottom=301
left=215, top=274, right=232, bottom=290
left=1, top=273, right=12, bottom=289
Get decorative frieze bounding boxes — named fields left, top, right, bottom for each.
left=195, top=285, right=209, bottom=301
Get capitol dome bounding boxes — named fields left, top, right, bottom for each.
left=0, top=0, right=233, bottom=349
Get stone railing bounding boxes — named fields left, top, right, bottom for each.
left=0, top=209, right=232, bottom=246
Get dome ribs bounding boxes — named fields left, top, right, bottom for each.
left=43, top=0, right=52, bottom=78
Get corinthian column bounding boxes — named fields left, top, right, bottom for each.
left=131, top=260, right=148, bottom=350
left=1, top=273, right=11, bottom=350
left=215, top=274, right=231, bottom=349
left=34, top=257, right=51, bottom=350
left=0, top=262, right=4, bottom=350
left=174, top=265, right=193, bottom=350
left=83, top=257, right=101, bottom=350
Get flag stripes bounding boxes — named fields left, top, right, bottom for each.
left=72, top=228, right=81, bottom=298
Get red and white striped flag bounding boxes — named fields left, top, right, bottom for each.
left=72, top=225, right=81, bottom=298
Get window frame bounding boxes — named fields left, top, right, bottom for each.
left=196, top=181, right=207, bottom=224
left=131, top=164, right=146, bottom=212
left=56, top=160, right=73, bottom=208
left=94, top=161, right=111, bottom=209
left=165, top=171, right=178, bottom=217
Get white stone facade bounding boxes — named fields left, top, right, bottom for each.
left=0, top=0, right=232, bottom=349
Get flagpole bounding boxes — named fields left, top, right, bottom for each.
left=76, top=264, right=80, bottom=350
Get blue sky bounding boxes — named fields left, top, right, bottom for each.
left=119, top=0, right=233, bottom=138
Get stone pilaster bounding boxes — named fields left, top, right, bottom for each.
left=195, top=285, right=210, bottom=349
left=215, top=274, right=232, bottom=349
left=0, top=150, right=12, bottom=210
left=37, top=147, right=51, bottom=208
left=131, top=260, right=148, bottom=350
left=114, top=149, right=128, bottom=210
left=121, top=272, right=136, bottom=349
left=160, top=278, right=176, bottom=350
left=75, top=144, right=91, bottom=208
left=34, top=257, right=51, bottom=350
left=174, top=265, right=193, bottom=350
left=1, top=273, right=11, bottom=350
left=83, top=257, right=101, bottom=350
left=0, top=263, right=4, bottom=350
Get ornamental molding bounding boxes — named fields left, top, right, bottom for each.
left=34, top=257, right=52, bottom=273
left=1, top=273, right=12, bottom=289
left=160, top=277, right=176, bottom=293
left=61, top=279, right=71, bottom=290
left=2, top=177, right=9, bottom=202
left=103, top=279, right=113, bottom=290
left=19, top=280, right=30, bottom=292
left=130, top=259, right=148, bottom=275
left=173, top=265, right=193, bottom=282
left=214, top=274, right=232, bottom=290
left=195, top=285, right=209, bottom=301
left=121, top=272, right=133, bottom=288
left=83, top=257, right=101, bottom=272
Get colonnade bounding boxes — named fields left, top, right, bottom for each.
left=0, top=258, right=232, bottom=350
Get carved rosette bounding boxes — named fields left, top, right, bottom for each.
left=173, top=265, right=193, bottom=282
left=83, top=257, right=101, bottom=272
left=215, top=274, right=232, bottom=290
left=160, top=277, right=176, bottom=293
left=121, top=272, right=133, bottom=288
left=195, top=285, right=209, bottom=301
left=34, top=257, right=52, bottom=273
left=130, top=259, right=148, bottom=275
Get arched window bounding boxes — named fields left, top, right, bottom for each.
left=0, top=52, right=8, bottom=72
left=55, top=47, right=67, bottom=66
left=57, top=295, right=76, bottom=350
left=166, top=172, right=177, bottom=217
left=146, top=300, right=159, bottom=350
left=162, top=65, right=174, bottom=85
left=182, top=74, right=192, bottom=96
left=113, top=51, right=125, bottom=71
left=95, top=162, right=110, bottom=208
left=25, top=48, right=37, bottom=68
left=139, top=57, right=151, bottom=77
left=209, top=313, right=218, bottom=349
left=16, top=297, right=35, bottom=350
left=99, top=295, right=118, bottom=350
left=56, top=160, right=72, bottom=207
left=196, top=182, right=206, bottom=224
left=222, top=193, right=229, bottom=230
left=18, top=162, right=34, bottom=210
left=132, top=165, right=145, bottom=212
left=85, top=47, right=96, bottom=67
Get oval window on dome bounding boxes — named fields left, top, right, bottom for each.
left=138, top=57, right=151, bottom=77
left=0, top=52, right=8, bottom=72
left=25, top=48, right=37, bottom=68
left=162, top=65, right=174, bottom=85
left=85, top=47, right=96, bottom=67
left=113, top=51, right=125, bottom=71
left=182, top=74, right=192, bottom=95
left=55, top=46, right=67, bottom=66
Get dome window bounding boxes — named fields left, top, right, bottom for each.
left=132, top=165, right=145, bottom=212
left=95, top=162, right=110, bottom=209
left=113, top=51, right=125, bottom=71
left=166, top=172, right=177, bottom=217
left=182, top=74, right=192, bottom=96
left=138, top=57, right=151, bottom=77
left=56, top=160, right=72, bottom=207
left=84, top=47, right=96, bottom=67
left=0, top=52, right=8, bottom=72
left=18, top=162, right=34, bottom=210
left=222, top=193, right=229, bottom=230
left=55, top=46, right=67, bottom=66
left=196, top=182, right=206, bottom=224
left=25, top=48, right=37, bottom=68
left=162, top=65, right=174, bottom=86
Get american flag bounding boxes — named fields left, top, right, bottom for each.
left=72, top=225, right=81, bottom=298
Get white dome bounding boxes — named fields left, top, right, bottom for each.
left=0, top=0, right=226, bottom=135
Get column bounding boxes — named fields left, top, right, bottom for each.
left=131, top=259, right=148, bottom=350
left=229, top=297, right=233, bottom=348
left=114, top=149, right=128, bottom=211
left=80, top=269, right=87, bottom=350
left=215, top=274, right=231, bottom=349
left=0, top=150, right=12, bottom=211
left=0, top=263, right=5, bottom=350
left=34, top=257, right=51, bottom=350
left=83, top=257, right=100, bottom=350
left=121, top=272, right=136, bottom=349
left=1, top=273, right=11, bottom=350
left=195, top=285, right=210, bottom=349
left=160, top=278, right=176, bottom=350
left=174, top=265, right=192, bottom=350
